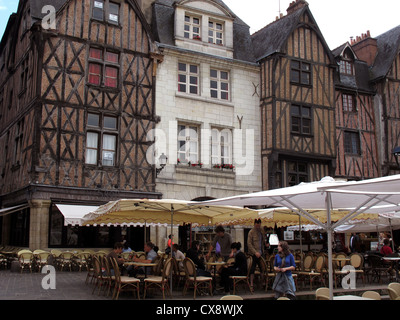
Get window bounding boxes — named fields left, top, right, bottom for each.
left=184, top=15, right=201, bottom=40
left=92, top=0, right=120, bottom=24
left=344, top=131, right=361, bottom=155
left=20, top=55, right=29, bottom=93
left=208, top=21, right=223, bottom=45
left=288, top=161, right=308, bottom=186
left=291, top=105, right=312, bottom=135
left=211, top=128, right=232, bottom=165
left=86, top=113, right=118, bottom=166
left=291, top=60, right=311, bottom=85
left=88, top=47, right=119, bottom=88
left=210, top=69, right=229, bottom=100
left=177, top=124, right=199, bottom=163
left=178, top=63, right=199, bottom=95
left=340, top=52, right=354, bottom=75
left=14, top=119, right=24, bottom=165
left=343, top=94, right=356, bottom=112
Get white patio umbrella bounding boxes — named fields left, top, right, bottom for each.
left=197, top=175, right=400, bottom=299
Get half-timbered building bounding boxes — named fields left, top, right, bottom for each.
left=366, top=26, right=400, bottom=176
left=333, top=41, right=380, bottom=180
left=0, top=0, right=161, bottom=249
left=252, top=0, right=336, bottom=190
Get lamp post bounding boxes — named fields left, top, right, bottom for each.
left=156, top=153, right=168, bottom=177
left=393, top=146, right=400, bottom=168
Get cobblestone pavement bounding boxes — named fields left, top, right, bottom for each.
left=0, top=269, right=391, bottom=301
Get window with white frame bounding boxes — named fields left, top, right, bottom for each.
left=210, top=69, right=229, bottom=100
left=184, top=15, right=201, bottom=40
left=178, top=63, right=199, bottom=95
left=86, top=113, right=118, bottom=166
left=177, top=124, right=199, bottom=164
left=211, top=128, right=232, bottom=166
left=208, top=21, right=223, bottom=45
left=342, top=94, right=356, bottom=112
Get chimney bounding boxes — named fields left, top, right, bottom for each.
left=287, top=0, right=309, bottom=15
left=351, top=30, right=378, bottom=66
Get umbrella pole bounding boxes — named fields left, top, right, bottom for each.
left=326, top=192, right=334, bottom=300
left=299, top=215, right=303, bottom=270
left=170, top=206, right=174, bottom=295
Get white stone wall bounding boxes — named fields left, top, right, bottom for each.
left=154, top=48, right=262, bottom=201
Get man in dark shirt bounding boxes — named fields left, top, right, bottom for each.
left=186, top=241, right=211, bottom=277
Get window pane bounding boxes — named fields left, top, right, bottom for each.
left=221, top=82, right=228, bottom=91
left=105, top=67, right=118, bottom=88
left=211, top=90, right=218, bottom=98
left=190, top=65, right=198, bottom=74
left=89, top=63, right=101, bottom=85
left=88, top=113, right=100, bottom=127
left=93, top=0, right=104, bottom=20
left=221, top=92, right=228, bottom=100
left=109, top=3, right=119, bottom=23
left=106, top=51, right=119, bottom=63
left=90, top=48, right=102, bottom=59
left=103, top=134, right=116, bottom=150
left=86, top=149, right=98, bottom=165
left=220, top=71, right=228, bottom=80
left=178, top=63, right=186, bottom=72
left=104, top=116, right=117, bottom=129
left=210, top=69, right=218, bottom=78
left=210, top=80, right=218, bottom=89
left=87, top=132, right=98, bottom=148
left=189, top=86, right=198, bottom=94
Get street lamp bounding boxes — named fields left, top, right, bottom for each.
left=156, top=153, right=168, bottom=177
left=393, top=146, right=400, bottom=168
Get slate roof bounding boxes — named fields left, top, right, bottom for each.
left=152, top=0, right=256, bottom=63
left=251, top=8, right=304, bottom=61
left=370, top=25, right=400, bottom=81
left=332, top=43, right=375, bottom=93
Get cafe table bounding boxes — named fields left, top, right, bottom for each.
left=124, top=261, right=157, bottom=278
left=382, top=256, right=400, bottom=281
left=333, top=295, right=374, bottom=300
left=332, top=257, right=350, bottom=269
left=206, top=261, right=227, bottom=288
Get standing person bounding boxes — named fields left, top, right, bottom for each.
left=273, top=241, right=296, bottom=299
left=349, top=233, right=360, bottom=253
left=165, top=235, right=174, bottom=254
left=206, top=225, right=232, bottom=261
left=220, top=242, right=247, bottom=293
left=247, top=219, right=265, bottom=292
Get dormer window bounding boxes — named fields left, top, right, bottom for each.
left=184, top=15, right=201, bottom=40
left=208, top=21, right=223, bottom=45
left=340, top=51, right=354, bottom=75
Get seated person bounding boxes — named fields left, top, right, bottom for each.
left=172, top=243, right=185, bottom=271
left=106, top=242, right=125, bottom=275
left=220, top=242, right=247, bottom=293
left=381, top=238, right=393, bottom=256
left=128, top=241, right=158, bottom=277
left=186, top=241, right=211, bottom=277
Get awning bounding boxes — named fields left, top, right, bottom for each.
left=56, top=204, right=99, bottom=226
left=0, top=204, right=29, bottom=217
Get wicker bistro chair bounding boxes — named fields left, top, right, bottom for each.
left=298, top=254, right=326, bottom=290
left=59, top=252, right=75, bottom=271
left=36, top=251, right=52, bottom=272
left=230, top=255, right=253, bottom=295
left=388, top=282, right=400, bottom=300
left=362, top=290, right=381, bottom=300
left=110, top=257, right=140, bottom=300
left=92, top=256, right=105, bottom=295
left=315, top=287, right=330, bottom=300
left=144, top=258, right=173, bottom=300
left=18, top=251, right=34, bottom=273
left=183, top=258, right=213, bottom=299
left=0, top=254, right=7, bottom=270
left=349, top=253, right=365, bottom=285
left=101, top=256, right=115, bottom=297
